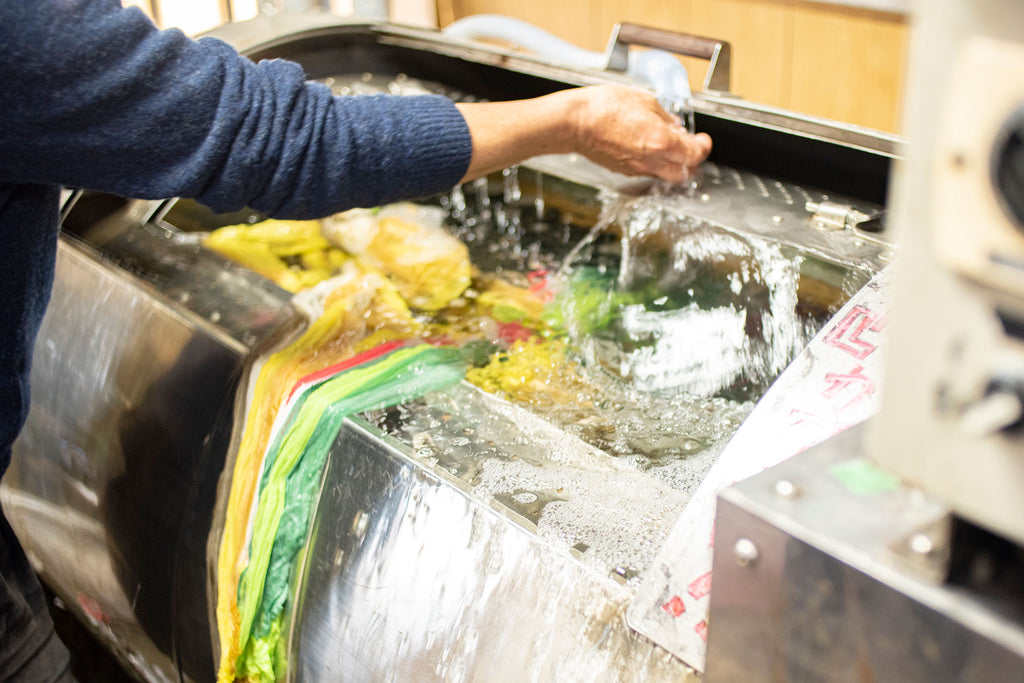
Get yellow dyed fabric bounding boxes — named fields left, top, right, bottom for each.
left=476, top=278, right=548, bottom=326
left=204, top=219, right=349, bottom=293
left=322, top=205, right=471, bottom=311
left=466, top=338, right=592, bottom=409
left=215, top=272, right=420, bottom=683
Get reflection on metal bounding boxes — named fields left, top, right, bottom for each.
left=694, top=92, right=904, bottom=157
left=58, top=188, right=81, bottom=221
left=88, top=220, right=296, bottom=350
left=604, top=22, right=732, bottom=95
left=805, top=200, right=872, bottom=231
left=525, top=155, right=893, bottom=272
left=2, top=241, right=245, bottom=681
left=887, top=515, right=953, bottom=585
left=705, top=426, right=1024, bottom=681
left=1, top=17, right=902, bottom=682
left=290, top=420, right=698, bottom=681
left=627, top=268, right=892, bottom=669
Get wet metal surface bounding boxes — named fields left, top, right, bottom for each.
left=706, top=426, right=1024, bottom=681
left=2, top=242, right=242, bottom=682
left=291, top=419, right=698, bottom=682
left=0, top=18, right=903, bottom=681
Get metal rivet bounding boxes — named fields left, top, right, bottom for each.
left=774, top=479, right=799, bottom=499
left=910, top=533, right=934, bottom=556
left=733, top=538, right=759, bottom=567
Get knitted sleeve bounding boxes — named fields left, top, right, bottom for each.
left=0, top=0, right=473, bottom=218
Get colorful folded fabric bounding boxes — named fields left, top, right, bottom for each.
left=215, top=271, right=421, bottom=683
left=233, top=344, right=469, bottom=682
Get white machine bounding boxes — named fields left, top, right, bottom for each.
left=706, top=2, right=1024, bottom=679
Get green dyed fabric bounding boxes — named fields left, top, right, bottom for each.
left=543, top=266, right=643, bottom=335
left=234, top=344, right=468, bottom=680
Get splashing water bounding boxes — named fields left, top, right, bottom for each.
left=363, top=177, right=834, bottom=583
left=552, top=191, right=815, bottom=400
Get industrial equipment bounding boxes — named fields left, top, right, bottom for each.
left=704, top=1, right=1024, bottom=679
left=0, top=12, right=900, bottom=682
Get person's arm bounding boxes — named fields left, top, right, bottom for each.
left=0, top=1, right=709, bottom=220
left=0, top=1, right=474, bottom=218
left=457, top=85, right=712, bottom=184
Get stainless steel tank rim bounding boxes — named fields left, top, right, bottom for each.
left=383, top=27, right=904, bottom=159
left=334, top=412, right=647, bottom=587
left=694, top=94, right=905, bottom=158
left=377, top=24, right=906, bottom=159
left=522, top=154, right=894, bottom=273
left=216, top=18, right=905, bottom=160
left=376, top=30, right=639, bottom=88
left=59, top=236, right=249, bottom=357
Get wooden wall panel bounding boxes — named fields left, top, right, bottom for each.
left=442, top=0, right=595, bottom=49
left=515, top=0, right=602, bottom=53
left=789, top=2, right=907, bottom=132
left=689, top=0, right=793, bottom=110
left=595, top=0, right=691, bottom=52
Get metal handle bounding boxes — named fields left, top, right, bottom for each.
left=605, top=22, right=732, bottom=95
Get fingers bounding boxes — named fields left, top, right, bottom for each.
left=643, top=159, right=691, bottom=185
left=651, top=103, right=681, bottom=126
left=619, top=93, right=713, bottom=181
left=692, top=132, right=713, bottom=159
left=571, top=85, right=714, bottom=183
left=636, top=130, right=713, bottom=183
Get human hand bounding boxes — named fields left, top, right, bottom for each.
left=456, top=84, right=711, bottom=184
left=566, top=85, right=712, bottom=184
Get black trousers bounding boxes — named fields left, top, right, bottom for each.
left=0, top=509, right=72, bottom=682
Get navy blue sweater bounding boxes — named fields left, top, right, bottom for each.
left=0, top=0, right=474, bottom=475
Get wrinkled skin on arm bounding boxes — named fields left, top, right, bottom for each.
left=456, top=84, right=712, bottom=184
